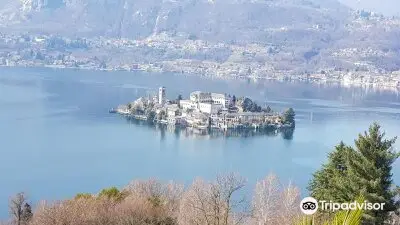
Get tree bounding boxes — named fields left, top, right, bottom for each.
left=281, top=127, right=294, bottom=140
left=252, top=174, right=300, bottom=225
left=253, top=174, right=280, bottom=224
left=308, top=142, right=352, bottom=203
left=263, top=106, right=272, bottom=113
left=177, top=94, right=183, bottom=107
left=147, top=111, right=156, bottom=122
left=9, top=192, right=30, bottom=225
left=250, top=103, right=257, bottom=112
left=280, top=182, right=301, bottom=225
left=241, top=97, right=254, bottom=112
left=282, top=108, right=295, bottom=126
left=179, top=173, right=247, bottom=225
left=98, top=187, right=127, bottom=202
left=346, top=123, right=399, bottom=223
left=21, top=203, right=32, bottom=223
left=99, top=61, right=107, bottom=69
left=125, top=179, right=184, bottom=216
left=157, top=110, right=166, bottom=121
left=308, top=123, right=399, bottom=224
left=387, top=187, right=400, bottom=224
left=75, top=193, right=93, bottom=200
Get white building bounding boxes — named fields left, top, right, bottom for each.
left=185, top=112, right=208, bottom=126
left=189, top=91, right=231, bottom=108
left=158, top=86, right=166, bottom=105
left=211, top=93, right=232, bottom=108
left=167, top=116, right=185, bottom=125
left=190, top=91, right=212, bottom=103
left=198, top=103, right=223, bottom=114
left=167, top=105, right=180, bottom=117
left=180, top=100, right=197, bottom=110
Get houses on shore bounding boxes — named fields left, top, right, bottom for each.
left=113, top=87, right=293, bottom=132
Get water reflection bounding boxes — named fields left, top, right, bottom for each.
left=124, top=117, right=294, bottom=140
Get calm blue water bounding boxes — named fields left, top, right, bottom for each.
left=1, top=67, right=400, bottom=218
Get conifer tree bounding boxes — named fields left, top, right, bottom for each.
left=308, top=123, right=399, bottom=224
left=282, top=108, right=295, bottom=126
left=346, top=123, right=399, bottom=224
left=308, top=142, right=352, bottom=203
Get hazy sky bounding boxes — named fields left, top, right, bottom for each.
left=339, top=0, right=400, bottom=16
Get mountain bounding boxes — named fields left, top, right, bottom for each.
left=1, top=0, right=400, bottom=72
left=1, top=0, right=350, bottom=41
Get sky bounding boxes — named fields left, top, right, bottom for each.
left=339, top=0, right=400, bottom=16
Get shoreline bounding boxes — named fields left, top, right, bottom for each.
left=1, top=64, right=399, bottom=92
left=116, top=113, right=295, bottom=139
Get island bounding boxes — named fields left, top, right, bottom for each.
left=110, top=87, right=295, bottom=137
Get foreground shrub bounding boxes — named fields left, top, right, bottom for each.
left=252, top=174, right=301, bottom=225
left=29, top=195, right=177, bottom=225
left=178, top=173, right=248, bottom=225
left=98, top=187, right=128, bottom=202
left=125, top=179, right=184, bottom=218
left=6, top=174, right=380, bottom=225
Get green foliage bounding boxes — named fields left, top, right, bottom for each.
left=177, top=94, right=183, bottom=107
left=297, top=216, right=315, bottom=225
left=157, top=110, right=166, bottom=120
left=240, top=97, right=262, bottom=112
left=144, top=217, right=177, bottom=225
left=98, top=187, right=127, bottom=202
left=21, top=203, right=33, bottom=222
left=263, top=106, right=272, bottom=113
left=148, top=196, right=164, bottom=208
left=136, top=108, right=145, bottom=115
left=308, top=142, right=352, bottom=203
left=177, top=94, right=183, bottom=101
left=346, top=123, right=399, bottom=223
left=308, top=123, right=399, bottom=224
left=75, top=193, right=93, bottom=200
left=147, top=111, right=156, bottom=122
left=281, top=127, right=295, bottom=140
left=282, top=108, right=295, bottom=126
left=9, top=192, right=31, bottom=225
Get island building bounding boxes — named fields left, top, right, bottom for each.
left=179, top=91, right=232, bottom=114
left=158, top=86, right=166, bottom=105
left=118, top=87, right=284, bottom=130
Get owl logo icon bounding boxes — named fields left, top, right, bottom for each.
left=300, top=197, right=318, bottom=215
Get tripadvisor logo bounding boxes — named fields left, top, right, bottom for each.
left=300, top=197, right=318, bottom=215
left=300, top=197, right=385, bottom=215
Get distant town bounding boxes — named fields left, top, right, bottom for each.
left=110, top=87, right=295, bottom=136
left=1, top=30, right=400, bottom=90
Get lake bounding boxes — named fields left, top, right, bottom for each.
left=1, top=67, right=399, bottom=218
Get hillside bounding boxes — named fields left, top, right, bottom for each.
left=0, top=0, right=349, bottom=41
left=0, top=0, right=400, bottom=77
